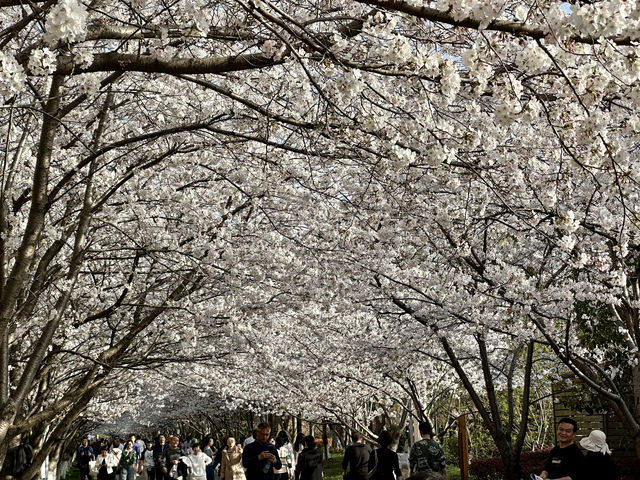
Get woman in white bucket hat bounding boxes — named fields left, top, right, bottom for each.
left=579, top=430, right=619, bottom=480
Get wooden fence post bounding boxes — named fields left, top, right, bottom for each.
left=458, top=415, right=469, bottom=480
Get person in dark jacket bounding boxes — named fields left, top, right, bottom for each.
left=77, top=437, right=95, bottom=480
left=372, top=431, right=402, bottom=480
left=154, top=435, right=168, bottom=480
left=342, top=432, right=372, bottom=480
left=242, top=422, right=282, bottom=480
left=579, top=430, right=619, bottom=480
left=164, top=435, right=186, bottom=480
left=295, top=436, right=322, bottom=480
left=213, top=435, right=229, bottom=476
left=292, top=434, right=306, bottom=480
left=202, top=437, right=217, bottom=480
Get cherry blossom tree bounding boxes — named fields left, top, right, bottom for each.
left=3, top=1, right=640, bottom=479
left=0, top=0, right=325, bottom=473
left=282, top=0, right=640, bottom=466
left=186, top=0, right=640, bottom=472
left=349, top=0, right=640, bottom=460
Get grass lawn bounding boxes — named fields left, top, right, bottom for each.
left=322, top=455, right=343, bottom=480
left=444, top=466, right=461, bottom=480
left=66, top=462, right=80, bottom=480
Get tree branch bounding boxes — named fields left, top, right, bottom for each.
left=354, top=0, right=635, bottom=45
left=55, top=51, right=285, bottom=75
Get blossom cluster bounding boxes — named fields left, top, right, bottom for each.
left=43, top=0, right=88, bottom=44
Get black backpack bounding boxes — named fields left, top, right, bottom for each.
left=9, top=444, right=33, bottom=476
left=367, top=449, right=378, bottom=480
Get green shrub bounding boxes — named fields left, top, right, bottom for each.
left=444, top=434, right=460, bottom=468
left=469, top=449, right=549, bottom=480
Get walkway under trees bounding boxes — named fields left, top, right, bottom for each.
left=1, top=1, right=640, bottom=479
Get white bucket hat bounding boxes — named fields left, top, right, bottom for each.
left=579, top=430, right=612, bottom=455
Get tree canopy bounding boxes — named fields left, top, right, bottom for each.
left=2, top=0, right=640, bottom=478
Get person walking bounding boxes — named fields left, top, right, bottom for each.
left=129, top=436, right=142, bottom=456
left=220, top=437, right=245, bottom=480
left=142, top=441, right=156, bottom=480
left=77, top=437, right=95, bottom=480
left=293, top=432, right=305, bottom=465
left=409, top=421, right=446, bottom=480
left=154, top=435, right=168, bottom=480
left=342, top=432, right=372, bottom=480
left=295, top=436, right=322, bottom=480
left=242, top=422, right=282, bottom=480
left=121, top=441, right=139, bottom=480
left=181, top=443, right=213, bottom=480
left=110, top=438, right=124, bottom=480
left=371, top=431, right=401, bottom=480
left=164, top=435, right=185, bottom=480
left=94, top=446, right=119, bottom=480
left=274, top=432, right=294, bottom=480
left=213, top=436, right=229, bottom=480
left=202, top=438, right=217, bottom=480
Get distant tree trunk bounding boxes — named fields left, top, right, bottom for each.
left=247, top=412, right=255, bottom=434
left=46, top=441, right=65, bottom=480
left=331, top=428, right=342, bottom=450
left=322, top=422, right=330, bottom=460
left=631, top=364, right=640, bottom=460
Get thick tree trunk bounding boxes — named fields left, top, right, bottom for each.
left=47, top=439, right=67, bottom=480
left=501, top=451, right=523, bottom=480
left=0, top=406, right=19, bottom=475
left=633, top=363, right=640, bottom=460
left=322, top=422, right=330, bottom=460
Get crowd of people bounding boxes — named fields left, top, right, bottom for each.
left=76, top=423, right=322, bottom=480
left=340, top=421, right=444, bottom=480
left=340, top=417, right=622, bottom=480
left=77, top=417, right=621, bottom=480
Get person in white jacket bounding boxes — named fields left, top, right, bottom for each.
left=181, top=443, right=213, bottom=480
left=93, top=446, right=120, bottom=480
left=141, top=441, right=155, bottom=480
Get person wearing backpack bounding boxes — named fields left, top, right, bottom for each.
left=342, top=432, right=373, bottom=480
left=295, top=436, right=322, bottom=480
left=78, top=437, right=96, bottom=480
left=370, top=431, right=401, bottom=480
